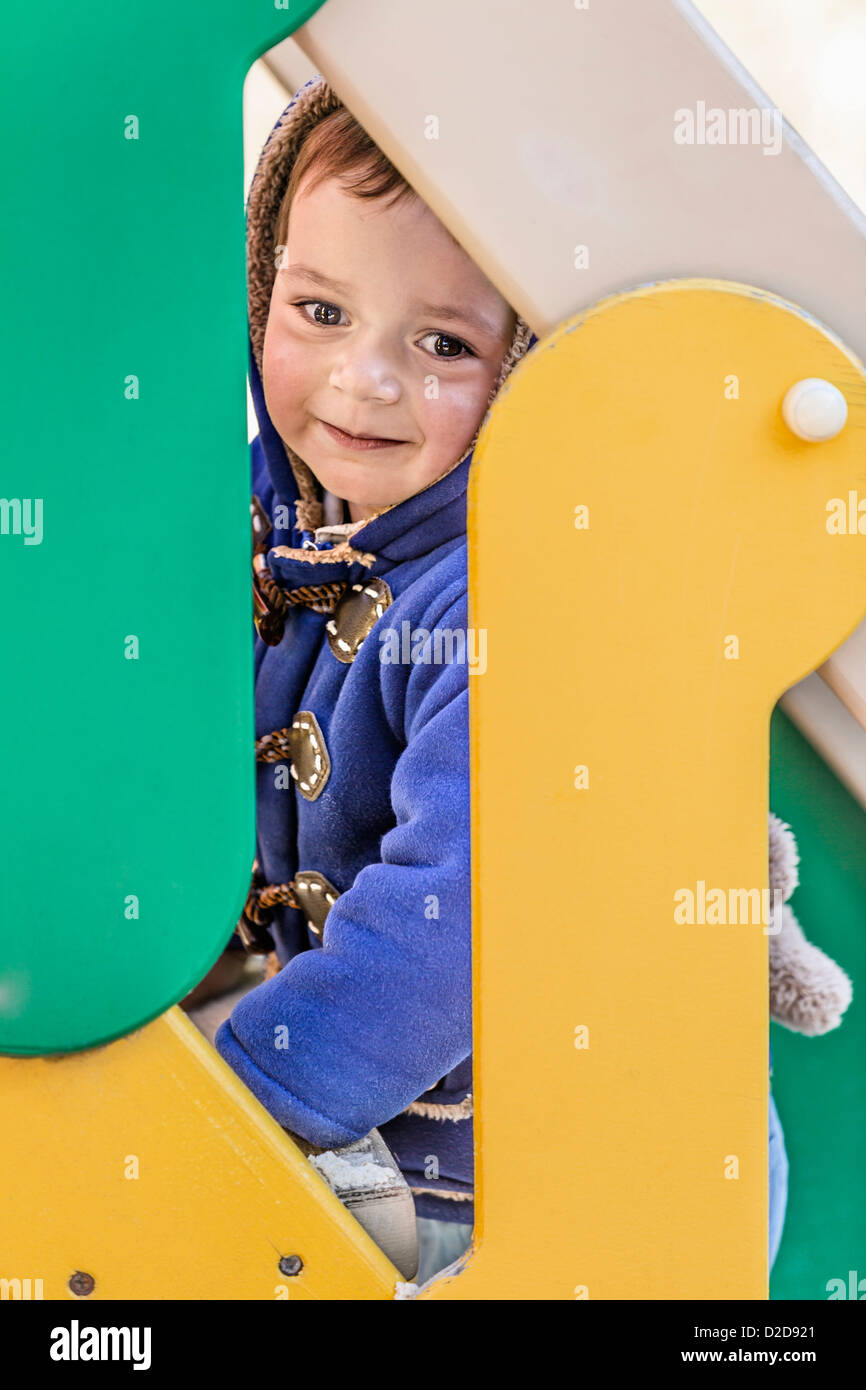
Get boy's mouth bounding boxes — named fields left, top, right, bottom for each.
left=317, top=418, right=406, bottom=451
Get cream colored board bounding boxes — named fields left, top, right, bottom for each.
left=818, top=624, right=866, bottom=736
left=290, top=0, right=866, bottom=354
left=781, top=674, right=866, bottom=814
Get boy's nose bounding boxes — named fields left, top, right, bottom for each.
left=328, top=348, right=401, bottom=404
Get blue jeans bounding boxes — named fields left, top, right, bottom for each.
left=415, top=1217, right=473, bottom=1285
left=416, top=1096, right=789, bottom=1284
left=769, top=1089, right=789, bottom=1271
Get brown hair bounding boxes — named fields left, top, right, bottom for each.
left=274, top=106, right=421, bottom=254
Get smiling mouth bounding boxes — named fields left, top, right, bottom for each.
left=318, top=418, right=407, bottom=450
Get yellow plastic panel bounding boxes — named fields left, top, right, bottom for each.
left=423, top=279, right=866, bottom=1299
left=0, top=1008, right=397, bottom=1300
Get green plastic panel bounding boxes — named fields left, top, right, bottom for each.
left=0, top=0, right=328, bottom=1054
left=770, top=706, right=866, bottom=1300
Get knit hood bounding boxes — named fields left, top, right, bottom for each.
left=246, top=73, right=535, bottom=562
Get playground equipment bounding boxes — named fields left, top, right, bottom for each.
left=1, top=0, right=864, bottom=1299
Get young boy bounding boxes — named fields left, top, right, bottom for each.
left=215, top=74, right=806, bottom=1285
left=214, top=73, right=533, bottom=1282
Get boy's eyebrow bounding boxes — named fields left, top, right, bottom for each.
left=416, top=301, right=502, bottom=341
left=284, top=263, right=502, bottom=341
left=284, top=263, right=354, bottom=297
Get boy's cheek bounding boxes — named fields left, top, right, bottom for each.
left=419, top=381, right=491, bottom=453
left=263, top=337, right=309, bottom=426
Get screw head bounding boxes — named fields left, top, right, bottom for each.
left=782, top=378, right=848, bottom=442
left=278, top=1254, right=303, bottom=1277
left=68, top=1271, right=95, bottom=1297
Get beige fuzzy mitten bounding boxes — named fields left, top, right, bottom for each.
left=767, top=812, right=853, bottom=1035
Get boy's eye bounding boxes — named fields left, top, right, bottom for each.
left=419, top=331, right=475, bottom=360
left=295, top=299, right=347, bottom=327
left=293, top=301, right=475, bottom=359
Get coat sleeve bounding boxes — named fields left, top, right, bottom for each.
left=214, top=585, right=472, bottom=1147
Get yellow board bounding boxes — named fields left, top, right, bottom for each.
left=1, top=281, right=864, bottom=1300
left=0, top=1007, right=398, bottom=1299
left=425, top=279, right=866, bottom=1299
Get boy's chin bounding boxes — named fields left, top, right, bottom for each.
left=330, top=486, right=405, bottom=517
left=308, top=460, right=408, bottom=508
left=298, top=441, right=455, bottom=513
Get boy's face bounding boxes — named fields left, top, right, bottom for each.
left=262, top=170, right=517, bottom=523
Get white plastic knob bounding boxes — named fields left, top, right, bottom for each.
left=782, top=378, right=848, bottom=442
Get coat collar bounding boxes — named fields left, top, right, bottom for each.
left=264, top=452, right=473, bottom=590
